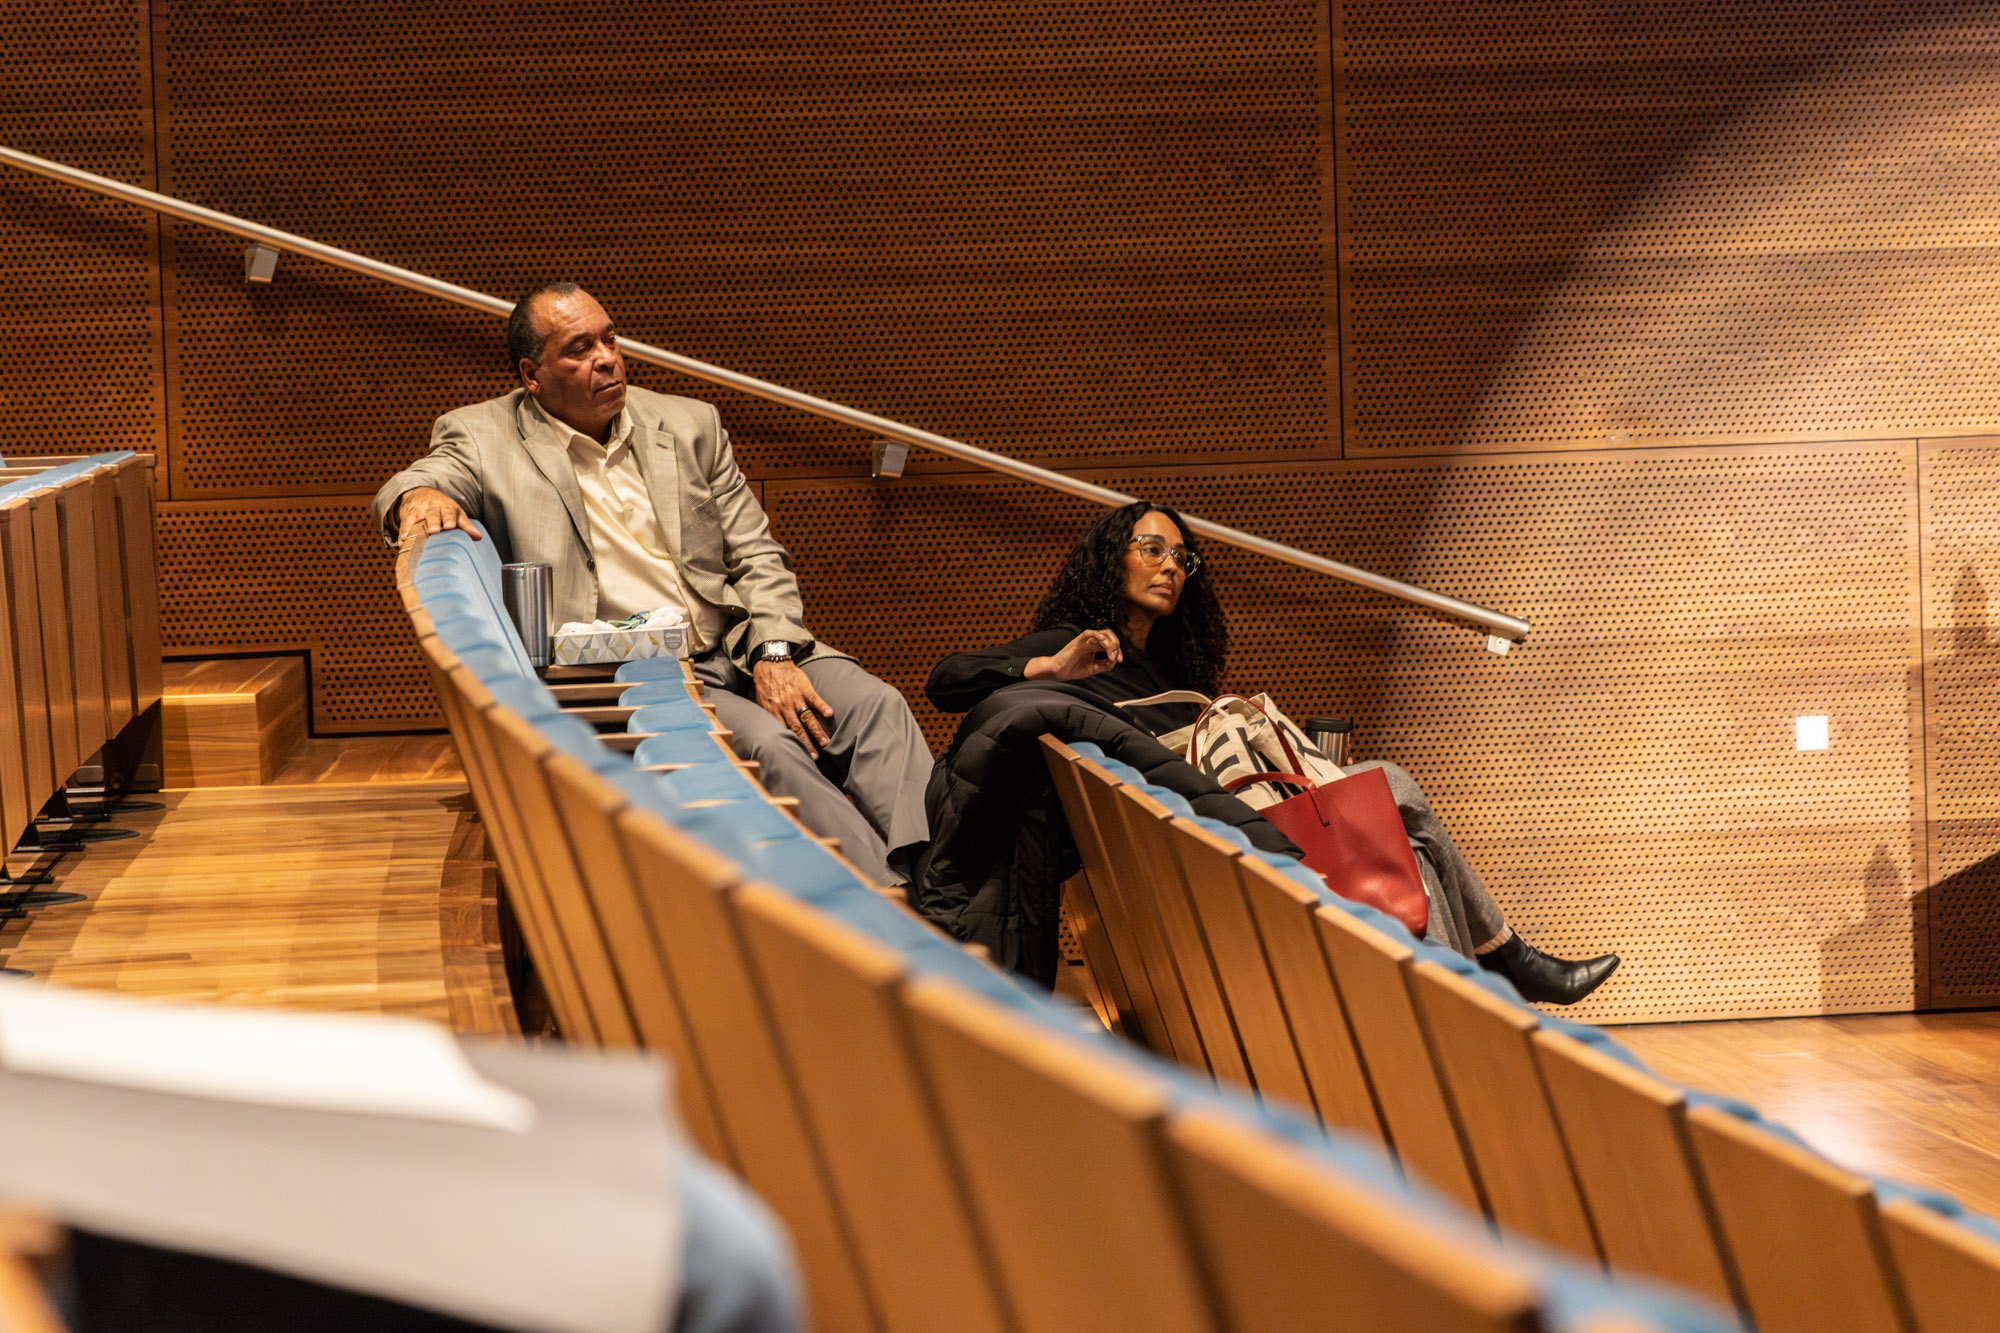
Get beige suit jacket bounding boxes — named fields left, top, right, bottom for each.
left=373, top=387, right=829, bottom=671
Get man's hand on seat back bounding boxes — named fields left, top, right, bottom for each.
left=396, top=486, right=484, bottom=547
left=754, top=659, right=834, bottom=759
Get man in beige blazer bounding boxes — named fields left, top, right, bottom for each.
left=372, top=283, right=931, bottom=887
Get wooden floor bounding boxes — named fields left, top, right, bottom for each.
left=2, top=736, right=1999, bottom=1221
left=266, top=731, right=464, bottom=785
left=1622, top=1010, right=2000, bottom=1216
left=0, top=734, right=509, bottom=1034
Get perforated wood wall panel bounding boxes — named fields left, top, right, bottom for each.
left=0, top=0, right=161, bottom=460
left=1340, top=0, right=2000, bottom=454
left=1920, top=439, right=2000, bottom=1007
left=772, top=444, right=1925, bottom=1022
left=151, top=0, right=1330, bottom=494
left=156, top=499, right=437, bottom=733
left=16, top=0, right=2000, bottom=1015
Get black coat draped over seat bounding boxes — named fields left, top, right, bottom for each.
left=914, top=681, right=1299, bottom=988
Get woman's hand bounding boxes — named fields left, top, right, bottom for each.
left=1025, top=629, right=1122, bottom=683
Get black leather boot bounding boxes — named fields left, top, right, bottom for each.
left=1478, top=934, right=1619, bottom=1005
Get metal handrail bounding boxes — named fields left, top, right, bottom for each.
left=0, top=143, right=1529, bottom=645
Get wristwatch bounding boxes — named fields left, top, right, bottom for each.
left=754, top=640, right=799, bottom=666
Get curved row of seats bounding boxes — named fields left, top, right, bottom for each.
left=1046, top=736, right=2000, bottom=1333
left=0, top=452, right=162, bottom=851
left=0, top=450, right=163, bottom=1330
left=395, top=527, right=1738, bottom=1333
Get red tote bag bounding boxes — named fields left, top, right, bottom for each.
left=1221, top=766, right=1430, bottom=939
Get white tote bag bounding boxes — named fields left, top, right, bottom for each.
left=1118, top=691, right=1346, bottom=811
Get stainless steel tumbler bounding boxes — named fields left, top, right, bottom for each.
left=500, top=562, right=554, bottom=669
left=1302, top=717, right=1351, bottom=768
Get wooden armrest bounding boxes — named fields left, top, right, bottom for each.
left=540, top=663, right=617, bottom=682
left=566, top=704, right=639, bottom=726
left=546, top=681, right=631, bottom=702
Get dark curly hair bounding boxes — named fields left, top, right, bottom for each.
left=1032, top=500, right=1227, bottom=695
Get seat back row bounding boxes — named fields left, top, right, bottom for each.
left=1046, top=735, right=2000, bottom=1333
left=0, top=454, right=162, bottom=849
left=393, top=529, right=1732, bottom=1333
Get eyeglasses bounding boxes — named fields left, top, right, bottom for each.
left=1127, top=536, right=1203, bottom=578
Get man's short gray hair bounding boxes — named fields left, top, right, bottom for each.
left=505, top=281, right=583, bottom=375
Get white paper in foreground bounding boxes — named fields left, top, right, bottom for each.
left=0, top=983, right=681, bottom=1333
left=0, top=981, right=535, bottom=1133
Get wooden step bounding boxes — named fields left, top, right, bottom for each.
left=160, top=656, right=308, bottom=788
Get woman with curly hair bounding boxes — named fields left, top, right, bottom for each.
left=925, top=500, right=1618, bottom=1005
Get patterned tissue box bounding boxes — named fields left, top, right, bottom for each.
left=551, top=623, right=687, bottom=666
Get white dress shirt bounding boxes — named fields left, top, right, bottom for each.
left=530, top=397, right=727, bottom=651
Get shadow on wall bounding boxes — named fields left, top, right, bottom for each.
left=1916, top=563, right=2000, bottom=1005
left=1819, top=844, right=1917, bottom=1013
left=1361, top=6, right=2000, bottom=1018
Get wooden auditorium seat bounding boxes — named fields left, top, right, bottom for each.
left=50, top=473, right=108, bottom=770
left=1530, top=1028, right=1744, bottom=1309
left=421, top=645, right=603, bottom=1044
left=22, top=490, right=80, bottom=790
left=1, top=494, right=63, bottom=833
left=1405, top=958, right=1602, bottom=1260
left=900, top=972, right=1221, bottom=1333
left=1042, top=736, right=1167, bottom=1046
left=1310, top=901, right=1489, bottom=1213
left=1096, top=775, right=1250, bottom=1085
left=1151, top=796, right=1321, bottom=1113
left=448, top=669, right=609, bottom=1046
left=1230, top=848, right=1388, bottom=1143
left=1880, top=1194, right=2000, bottom=1333
left=731, top=885, right=1015, bottom=1333
left=0, top=497, right=39, bottom=849
left=1164, top=1106, right=1543, bottom=1333
left=1684, top=1101, right=1913, bottom=1333
left=1062, top=745, right=1211, bottom=1071
left=394, top=528, right=1747, bottom=1333
left=538, top=748, right=732, bottom=1162
left=477, top=704, right=643, bottom=1048
left=610, top=809, right=879, bottom=1333
left=0, top=454, right=161, bottom=851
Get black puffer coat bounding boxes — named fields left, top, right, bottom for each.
left=914, top=682, right=1300, bottom=988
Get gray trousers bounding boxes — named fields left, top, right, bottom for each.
left=1341, top=760, right=1510, bottom=958
left=691, top=652, right=932, bottom=886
